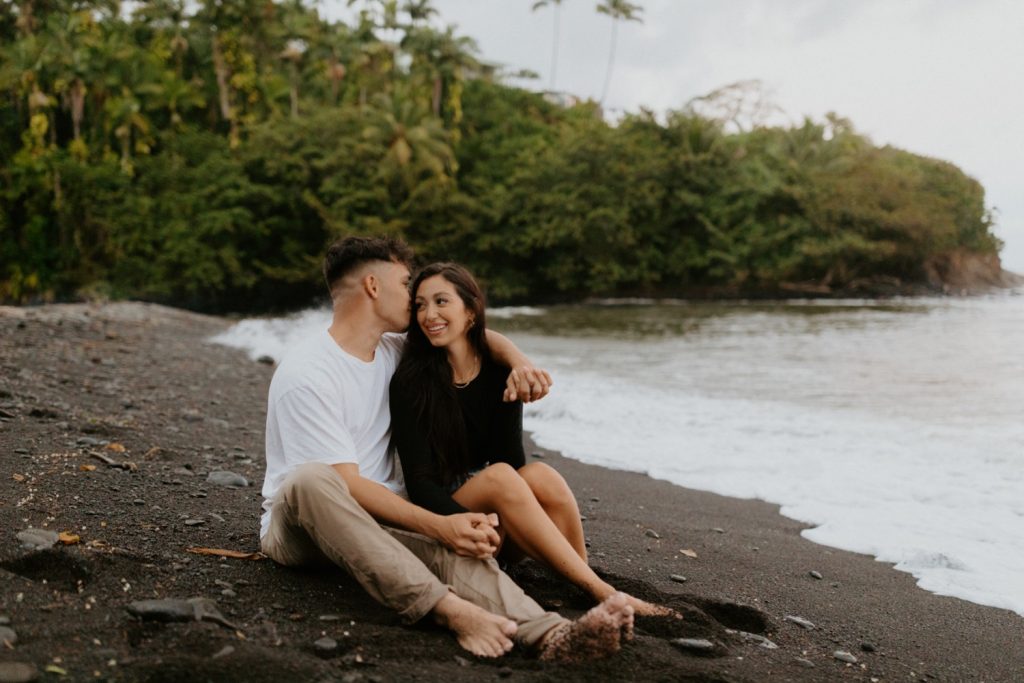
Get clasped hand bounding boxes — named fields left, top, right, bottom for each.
left=438, top=512, right=501, bottom=560
left=503, top=365, right=553, bottom=403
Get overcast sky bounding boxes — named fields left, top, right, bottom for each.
left=329, top=0, right=1024, bottom=271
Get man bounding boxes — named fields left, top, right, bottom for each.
left=260, top=236, right=633, bottom=660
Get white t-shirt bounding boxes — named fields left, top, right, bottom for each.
left=261, top=330, right=407, bottom=539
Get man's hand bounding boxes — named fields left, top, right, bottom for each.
left=503, top=366, right=553, bottom=403
left=433, top=512, right=501, bottom=559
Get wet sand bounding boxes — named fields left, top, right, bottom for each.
left=1, top=302, right=1020, bottom=682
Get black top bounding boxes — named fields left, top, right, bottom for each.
left=389, top=357, right=525, bottom=515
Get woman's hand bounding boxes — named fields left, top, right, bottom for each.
left=503, top=366, right=553, bottom=403
left=434, top=512, right=501, bottom=559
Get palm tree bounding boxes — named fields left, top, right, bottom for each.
left=595, top=0, right=642, bottom=106
left=531, top=0, right=563, bottom=91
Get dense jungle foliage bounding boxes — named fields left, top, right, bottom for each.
left=0, top=0, right=1002, bottom=310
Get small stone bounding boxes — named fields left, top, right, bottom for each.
left=126, top=599, right=196, bottom=622
left=16, top=528, right=59, bottom=550
left=809, top=570, right=823, bottom=580
left=184, top=518, right=205, bottom=526
left=644, top=529, right=661, bottom=539
left=221, top=589, right=236, bottom=598
left=784, top=615, right=815, bottom=630
left=257, top=355, right=275, bottom=365
left=590, top=497, right=600, bottom=502
left=579, top=515, right=588, bottom=521
left=861, top=641, right=877, bottom=653
left=497, top=667, right=513, bottom=678
left=77, top=436, right=105, bottom=447
left=669, top=574, right=687, bottom=584
left=313, top=636, right=338, bottom=657
left=133, top=499, right=146, bottom=506
left=181, top=410, right=203, bottom=423
left=672, top=637, right=716, bottom=653
left=712, top=527, right=725, bottom=533
left=0, top=616, right=9, bottom=625
left=13, top=448, right=29, bottom=455
left=453, top=655, right=471, bottom=667
left=0, top=662, right=39, bottom=683
left=530, top=451, right=543, bottom=458
left=735, top=631, right=777, bottom=649
left=794, top=657, right=815, bottom=668
left=318, top=614, right=342, bottom=622
left=211, top=645, right=235, bottom=659
left=0, top=626, right=17, bottom=645
left=833, top=650, right=858, bottom=664
left=207, top=471, right=249, bottom=488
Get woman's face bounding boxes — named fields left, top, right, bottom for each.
left=415, top=274, right=474, bottom=348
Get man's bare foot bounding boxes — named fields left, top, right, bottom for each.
left=432, top=592, right=517, bottom=658
left=537, top=592, right=635, bottom=662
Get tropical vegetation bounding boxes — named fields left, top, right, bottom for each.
left=0, top=0, right=1002, bottom=310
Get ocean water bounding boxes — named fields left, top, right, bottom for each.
left=210, top=292, right=1024, bottom=618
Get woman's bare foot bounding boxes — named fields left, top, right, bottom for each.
left=625, top=594, right=681, bottom=618
left=537, top=592, right=635, bottom=662
left=432, top=592, right=517, bottom=657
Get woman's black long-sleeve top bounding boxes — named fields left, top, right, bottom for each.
left=389, top=357, right=525, bottom=515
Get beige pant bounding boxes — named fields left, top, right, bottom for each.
left=261, top=462, right=566, bottom=648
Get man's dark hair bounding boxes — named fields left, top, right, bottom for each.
left=323, top=236, right=414, bottom=293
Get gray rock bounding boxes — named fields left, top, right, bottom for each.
left=784, top=614, right=816, bottom=630
left=861, top=641, right=877, bottom=652
left=833, top=650, right=858, bottom=664
left=0, top=616, right=9, bottom=625
left=712, top=527, right=725, bottom=533
left=318, top=614, right=342, bottom=622
left=13, top=448, right=29, bottom=455
left=590, top=497, right=600, bottom=502
left=672, top=637, right=716, bottom=653
left=734, top=630, right=777, bottom=649
left=133, top=499, right=146, bottom=506
left=0, top=626, right=17, bottom=645
left=184, top=518, right=205, bottom=526
left=794, top=657, right=815, bottom=668
left=669, top=574, right=688, bottom=584
left=644, top=529, right=661, bottom=539
left=809, top=570, right=823, bottom=580
left=221, top=589, right=237, bottom=598
left=314, top=636, right=338, bottom=656
left=208, top=418, right=231, bottom=429
left=16, top=528, right=58, bottom=550
left=207, top=471, right=249, bottom=488
left=0, top=662, right=39, bottom=683
left=453, top=655, right=471, bottom=667
left=77, top=436, right=105, bottom=447
left=211, top=645, right=235, bottom=659
left=257, top=355, right=276, bottom=365
left=126, top=598, right=196, bottom=622
left=530, top=451, right=544, bottom=459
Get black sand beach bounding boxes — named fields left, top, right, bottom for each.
left=1, top=302, right=1021, bottom=682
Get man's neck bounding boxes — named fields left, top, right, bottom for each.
left=327, top=306, right=385, bottom=363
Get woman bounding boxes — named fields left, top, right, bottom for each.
left=390, top=263, right=670, bottom=616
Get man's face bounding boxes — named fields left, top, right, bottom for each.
left=377, top=260, right=412, bottom=333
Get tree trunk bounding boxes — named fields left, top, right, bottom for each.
left=70, top=79, right=85, bottom=140
left=549, top=5, right=560, bottom=90
left=432, top=76, right=442, bottom=117
left=599, top=19, right=618, bottom=106
left=211, top=34, right=232, bottom=122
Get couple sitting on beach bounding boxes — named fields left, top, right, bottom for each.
left=260, top=236, right=671, bottom=661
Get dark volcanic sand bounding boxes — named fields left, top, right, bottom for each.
left=1, top=302, right=1021, bottom=682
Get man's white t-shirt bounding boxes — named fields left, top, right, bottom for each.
left=261, top=330, right=407, bottom=539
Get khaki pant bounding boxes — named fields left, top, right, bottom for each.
left=261, top=462, right=566, bottom=648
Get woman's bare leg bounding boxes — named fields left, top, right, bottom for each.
left=518, top=462, right=587, bottom=562
left=452, top=463, right=673, bottom=616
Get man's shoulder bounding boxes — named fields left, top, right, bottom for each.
left=270, top=333, right=336, bottom=396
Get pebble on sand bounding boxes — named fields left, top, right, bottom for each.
left=0, top=626, right=17, bottom=646
left=784, top=615, right=816, bottom=630
left=671, top=638, right=716, bottom=653
left=669, top=574, right=688, bottom=584
left=809, top=570, right=824, bottom=580
left=16, top=528, right=58, bottom=550
left=644, top=529, right=661, bottom=539
left=833, top=650, right=858, bottom=664
left=0, top=662, right=39, bottom=683
left=206, top=470, right=249, bottom=488
left=794, top=657, right=815, bottom=668
left=314, top=636, right=338, bottom=657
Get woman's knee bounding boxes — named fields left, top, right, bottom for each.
left=476, top=462, right=531, bottom=502
left=518, top=462, right=575, bottom=509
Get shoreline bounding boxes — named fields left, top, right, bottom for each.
left=1, top=302, right=1021, bottom=682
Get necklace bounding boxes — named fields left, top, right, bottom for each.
left=453, top=356, right=481, bottom=388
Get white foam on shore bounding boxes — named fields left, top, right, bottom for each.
left=211, top=296, right=1024, bottom=619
